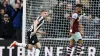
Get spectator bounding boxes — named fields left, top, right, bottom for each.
left=0, top=8, right=5, bottom=25
left=7, top=3, right=22, bottom=40
left=80, top=15, right=95, bottom=38
left=89, top=0, right=100, bottom=18
left=0, top=9, right=5, bottom=16
left=12, top=3, right=22, bottom=40
left=0, top=0, right=5, bottom=9
left=93, top=17, right=100, bottom=38
left=0, top=1, right=2, bottom=9
left=3, top=0, right=22, bottom=40
left=50, top=1, right=68, bottom=38
left=0, top=14, right=13, bottom=40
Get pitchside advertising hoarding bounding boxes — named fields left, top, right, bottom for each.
left=0, top=40, right=99, bottom=56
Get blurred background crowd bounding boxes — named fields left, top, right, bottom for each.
left=49, top=0, right=100, bottom=38
left=26, top=0, right=100, bottom=39
left=0, top=0, right=23, bottom=40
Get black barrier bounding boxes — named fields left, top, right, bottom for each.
left=0, top=40, right=100, bottom=56
left=40, top=39, right=100, bottom=56
left=0, top=40, right=21, bottom=56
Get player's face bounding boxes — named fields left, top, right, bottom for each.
left=78, top=7, right=82, bottom=13
left=42, top=12, right=48, bottom=17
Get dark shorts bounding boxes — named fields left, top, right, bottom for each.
left=27, top=31, right=39, bottom=45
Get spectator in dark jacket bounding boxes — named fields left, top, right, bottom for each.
left=89, top=0, right=100, bottom=18
left=0, top=8, right=5, bottom=25
left=0, top=0, right=5, bottom=9
left=0, top=14, right=13, bottom=40
left=50, top=2, right=68, bottom=38
left=0, top=1, right=2, bottom=9
left=5, top=2, right=22, bottom=40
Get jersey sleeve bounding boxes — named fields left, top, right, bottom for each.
left=72, top=13, right=78, bottom=19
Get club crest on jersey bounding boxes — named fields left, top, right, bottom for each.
left=32, top=40, right=34, bottom=43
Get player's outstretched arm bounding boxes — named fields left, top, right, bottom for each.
left=37, top=31, right=48, bottom=35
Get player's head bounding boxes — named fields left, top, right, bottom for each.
left=40, top=10, right=48, bottom=17
left=76, top=4, right=83, bottom=13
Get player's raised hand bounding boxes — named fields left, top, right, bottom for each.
left=17, top=0, right=21, bottom=3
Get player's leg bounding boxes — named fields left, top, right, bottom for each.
left=26, top=34, right=39, bottom=50
left=67, top=35, right=75, bottom=56
left=10, top=42, right=36, bottom=50
left=26, top=33, right=41, bottom=56
left=10, top=41, right=27, bottom=48
left=67, top=39, right=75, bottom=56
left=34, top=42, right=41, bottom=56
left=31, top=34, right=41, bottom=56
left=10, top=40, right=35, bottom=50
left=10, top=31, right=34, bottom=50
left=74, top=32, right=83, bottom=56
left=76, top=39, right=83, bottom=56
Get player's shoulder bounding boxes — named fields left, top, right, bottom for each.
left=71, top=12, right=78, bottom=19
left=37, top=15, right=44, bottom=19
left=36, top=15, right=44, bottom=22
left=72, top=13, right=78, bottom=16
left=72, top=13, right=78, bottom=17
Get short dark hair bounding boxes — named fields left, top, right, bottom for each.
left=76, top=4, right=83, bottom=7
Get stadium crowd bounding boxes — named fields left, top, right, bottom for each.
left=0, top=0, right=23, bottom=40
left=41, top=0, right=100, bottom=38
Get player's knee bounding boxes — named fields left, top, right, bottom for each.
left=77, top=39, right=83, bottom=44
left=69, top=44, right=74, bottom=47
left=36, top=44, right=41, bottom=48
left=69, top=40, right=75, bottom=46
left=36, top=45, right=41, bottom=48
left=68, top=45, right=74, bottom=48
left=28, top=47, right=32, bottom=50
left=36, top=42, right=41, bottom=48
left=28, top=44, right=33, bottom=50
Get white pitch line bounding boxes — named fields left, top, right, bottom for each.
left=40, top=38, right=100, bottom=41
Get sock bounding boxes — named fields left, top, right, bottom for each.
left=76, top=44, right=82, bottom=55
left=67, top=45, right=73, bottom=56
left=16, top=42, right=27, bottom=48
left=34, top=48, right=40, bottom=56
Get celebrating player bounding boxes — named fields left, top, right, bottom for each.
left=10, top=10, right=48, bottom=56
left=67, top=4, right=83, bottom=56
